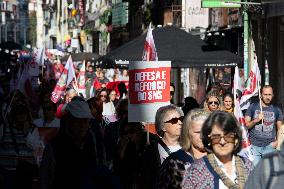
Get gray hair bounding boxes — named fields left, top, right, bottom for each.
left=180, top=108, right=209, bottom=152
left=155, top=104, right=184, bottom=137
left=66, top=89, right=77, bottom=95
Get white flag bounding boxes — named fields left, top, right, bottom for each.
left=240, top=57, right=261, bottom=110
left=51, top=56, right=76, bottom=103
left=34, top=47, right=46, bottom=65
left=142, top=23, right=158, bottom=61
left=234, top=66, right=254, bottom=162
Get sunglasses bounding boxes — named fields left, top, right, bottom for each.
left=208, top=133, right=236, bottom=145
left=100, top=95, right=107, bottom=97
left=208, top=101, right=219, bottom=105
left=164, top=116, right=184, bottom=124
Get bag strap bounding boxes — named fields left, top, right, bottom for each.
left=158, top=138, right=171, bottom=155
left=264, top=153, right=284, bottom=189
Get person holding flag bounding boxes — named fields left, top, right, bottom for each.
left=50, top=56, right=77, bottom=104
left=244, top=85, right=283, bottom=165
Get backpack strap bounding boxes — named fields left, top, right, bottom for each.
left=158, top=138, right=171, bottom=155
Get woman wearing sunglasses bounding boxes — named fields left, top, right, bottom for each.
left=183, top=111, right=254, bottom=189
left=204, top=91, right=221, bottom=113
left=157, top=109, right=209, bottom=189
left=140, top=105, right=184, bottom=189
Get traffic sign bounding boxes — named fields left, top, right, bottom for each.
left=202, top=0, right=241, bottom=8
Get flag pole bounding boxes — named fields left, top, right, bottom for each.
left=258, top=80, right=264, bottom=125
left=71, top=56, right=79, bottom=93
left=146, top=23, right=151, bottom=144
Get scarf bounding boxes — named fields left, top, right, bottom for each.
left=207, top=153, right=247, bottom=189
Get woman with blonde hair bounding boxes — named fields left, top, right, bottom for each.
left=204, top=91, right=221, bottom=113
left=157, top=109, right=209, bottom=189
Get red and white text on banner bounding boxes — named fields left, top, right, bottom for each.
left=129, top=67, right=171, bottom=104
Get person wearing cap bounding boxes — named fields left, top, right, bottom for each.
left=39, top=97, right=98, bottom=189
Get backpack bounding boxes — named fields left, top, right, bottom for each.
left=263, top=152, right=284, bottom=189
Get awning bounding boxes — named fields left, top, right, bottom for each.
left=102, top=26, right=243, bottom=68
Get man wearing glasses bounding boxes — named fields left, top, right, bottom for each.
left=245, top=85, right=283, bottom=165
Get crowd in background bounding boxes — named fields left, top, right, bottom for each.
left=0, top=59, right=284, bottom=189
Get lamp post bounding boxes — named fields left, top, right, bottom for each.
left=225, top=1, right=261, bottom=80
left=243, top=1, right=249, bottom=79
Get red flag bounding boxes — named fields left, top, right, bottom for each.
left=233, top=66, right=254, bottom=162
left=142, top=23, right=158, bottom=61
left=51, top=56, right=76, bottom=103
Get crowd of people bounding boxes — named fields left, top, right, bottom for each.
left=1, top=59, right=284, bottom=189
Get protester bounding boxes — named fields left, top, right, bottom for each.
left=117, top=82, right=128, bottom=99
left=0, top=103, right=40, bottom=189
left=221, top=92, right=234, bottom=114
left=183, top=111, right=254, bottom=189
left=103, top=89, right=118, bottom=122
left=244, top=85, right=283, bottom=165
left=87, top=96, right=107, bottom=166
left=55, top=88, right=77, bottom=118
left=39, top=97, right=97, bottom=189
left=113, top=120, right=152, bottom=189
left=157, top=109, right=209, bottom=189
left=104, top=99, right=129, bottom=166
left=119, top=69, right=129, bottom=81
left=86, top=65, right=96, bottom=79
left=97, top=70, right=110, bottom=84
left=244, top=142, right=284, bottom=189
left=33, top=100, right=60, bottom=143
left=140, top=104, right=183, bottom=189
left=97, top=88, right=108, bottom=103
left=204, top=90, right=221, bottom=112
left=182, top=96, right=200, bottom=115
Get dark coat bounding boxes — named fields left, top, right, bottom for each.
left=139, top=138, right=161, bottom=189
left=39, top=129, right=97, bottom=189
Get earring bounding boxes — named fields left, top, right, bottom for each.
left=208, top=143, right=211, bottom=146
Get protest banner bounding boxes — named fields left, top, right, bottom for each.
left=128, top=61, right=171, bottom=122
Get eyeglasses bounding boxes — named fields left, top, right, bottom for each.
left=208, top=101, right=219, bottom=105
left=164, top=116, right=184, bottom=124
left=208, top=133, right=236, bottom=145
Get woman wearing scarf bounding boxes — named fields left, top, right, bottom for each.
left=183, top=111, right=254, bottom=189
